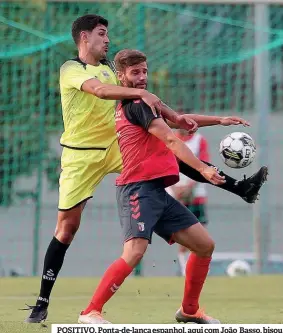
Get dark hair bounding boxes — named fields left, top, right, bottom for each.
left=114, top=49, right=147, bottom=72
left=72, top=14, right=108, bottom=45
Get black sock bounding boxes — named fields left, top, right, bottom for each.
left=179, top=160, right=244, bottom=197
left=36, top=237, right=69, bottom=308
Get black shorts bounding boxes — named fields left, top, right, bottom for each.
left=116, top=179, right=198, bottom=244
left=185, top=204, right=208, bottom=225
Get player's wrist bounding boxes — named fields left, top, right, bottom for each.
left=175, top=114, right=183, bottom=124
left=196, top=162, right=209, bottom=173
left=218, top=116, right=226, bottom=125
left=139, top=89, right=148, bottom=99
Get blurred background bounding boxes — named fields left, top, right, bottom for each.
left=0, top=0, right=282, bottom=278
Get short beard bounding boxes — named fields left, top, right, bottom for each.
left=124, top=78, right=134, bottom=88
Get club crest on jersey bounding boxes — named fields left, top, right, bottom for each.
left=137, top=222, right=145, bottom=232
left=101, top=70, right=110, bottom=78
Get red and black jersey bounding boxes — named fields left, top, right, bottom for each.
left=115, top=99, right=179, bottom=187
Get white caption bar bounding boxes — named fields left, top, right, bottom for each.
left=51, top=324, right=283, bottom=333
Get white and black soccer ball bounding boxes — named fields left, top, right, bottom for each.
left=219, top=132, right=256, bottom=169
left=226, top=260, right=252, bottom=277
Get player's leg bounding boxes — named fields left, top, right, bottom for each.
left=24, top=205, right=84, bottom=323
left=154, top=194, right=219, bottom=324
left=177, top=204, right=207, bottom=276
left=172, top=223, right=220, bottom=324
left=106, top=141, right=145, bottom=276
left=79, top=179, right=165, bottom=324
left=24, top=148, right=108, bottom=323
left=78, top=238, right=149, bottom=324
left=179, top=160, right=268, bottom=203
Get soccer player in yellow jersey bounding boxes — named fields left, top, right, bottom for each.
left=24, top=15, right=267, bottom=323
left=24, top=14, right=166, bottom=323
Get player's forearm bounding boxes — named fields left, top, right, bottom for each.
left=160, top=101, right=223, bottom=127
left=93, top=83, right=143, bottom=100
left=159, top=102, right=179, bottom=123
left=166, top=120, right=179, bottom=129
left=166, top=135, right=207, bottom=172
left=187, top=114, right=222, bottom=127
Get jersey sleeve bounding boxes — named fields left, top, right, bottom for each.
left=60, top=61, right=97, bottom=90
left=125, top=100, right=161, bottom=130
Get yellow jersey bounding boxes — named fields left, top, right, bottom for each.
left=59, top=58, right=118, bottom=149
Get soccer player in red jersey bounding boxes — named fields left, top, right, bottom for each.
left=78, top=49, right=230, bottom=324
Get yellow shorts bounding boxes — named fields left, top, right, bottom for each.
left=58, top=139, right=122, bottom=210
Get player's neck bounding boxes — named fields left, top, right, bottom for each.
left=78, top=50, right=101, bottom=67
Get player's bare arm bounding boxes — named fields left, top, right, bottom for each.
left=160, top=102, right=250, bottom=129
left=160, top=102, right=198, bottom=133
left=147, top=118, right=225, bottom=185
left=166, top=119, right=198, bottom=134
left=82, top=78, right=162, bottom=115
left=186, top=114, right=250, bottom=127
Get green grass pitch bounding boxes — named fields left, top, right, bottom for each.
left=0, top=275, right=282, bottom=332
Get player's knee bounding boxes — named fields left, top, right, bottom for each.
left=122, top=238, right=148, bottom=266
left=55, top=227, right=78, bottom=243
left=122, top=250, right=145, bottom=267
left=197, top=239, right=215, bottom=257
left=131, top=249, right=145, bottom=264
left=55, top=217, right=80, bottom=243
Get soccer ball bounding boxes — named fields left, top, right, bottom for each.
left=219, top=132, right=256, bottom=168
left=226, top=259, right=252, bottom=277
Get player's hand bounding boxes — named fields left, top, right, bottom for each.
left=140, top=91, right=162, bottom=116
left=176, top=115, right=198, bottom=133
left=220, top=116, right=250, bottom=127
left=199, top=166, right=226, bottom=185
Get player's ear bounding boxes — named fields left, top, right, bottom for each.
left=80, top=31, right=88, bottom=44
left=116, top=71, right=124, bottom=82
